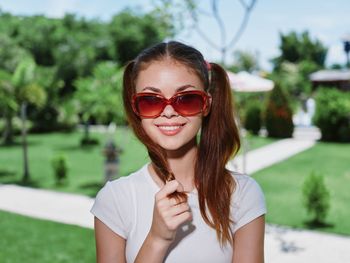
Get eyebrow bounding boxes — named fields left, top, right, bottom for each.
left=142, top=84, right=196, bottom=93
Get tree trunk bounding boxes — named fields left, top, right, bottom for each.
left=21, top=102, right=30, bottom=184
left=84, top=120, right=90, bottom=140
left=1, top=108, right=14, bottom=145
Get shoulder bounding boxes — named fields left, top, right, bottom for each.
left=231, top=171, right=264, bottom=201
left=230, top=171, right=266, bottom=233
left=90, top=164, right=149, bottom=238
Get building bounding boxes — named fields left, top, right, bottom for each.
left=309, top=69, right=350, bottom=91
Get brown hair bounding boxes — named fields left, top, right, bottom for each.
left=122, top=41, right=240, bottom=245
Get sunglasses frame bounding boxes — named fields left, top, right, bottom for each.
left=132, top=90, right=211, bottom=118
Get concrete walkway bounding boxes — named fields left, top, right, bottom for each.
left=1, top=127, right=350, bottom=262
left=227, top=126, right=320, bottom=174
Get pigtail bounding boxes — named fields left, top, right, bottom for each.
left=122, top=60, right=186, bottom=201
left=195, top=62, right=240, bottom=245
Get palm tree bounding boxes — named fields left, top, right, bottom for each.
left=12, top=58, right=47, bottom=184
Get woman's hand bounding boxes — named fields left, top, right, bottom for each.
left=135, top=180, right=192, bottom=263
left=150, top=180, right=192, bottom=244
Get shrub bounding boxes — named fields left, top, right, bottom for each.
left=244, top=102, right=262, bottom=135
left=313, top=88, right=350, bottom=142
left=80, top=136, right=99, bottom=146
left=302, top=171, right=330, bottom=225
left=51, top=154, right=68, bottom=185
left=264, top=84, right=294, bottom=138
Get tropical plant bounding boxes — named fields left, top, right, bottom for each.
left=12, top=57, right=47, bottom=183
left=74, top=62, right=124, bottom=145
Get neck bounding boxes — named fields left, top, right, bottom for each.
left=166, top=143, right=197, bottom=192
left=149, top=138, right=198, bottom=192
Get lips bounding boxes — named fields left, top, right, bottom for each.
left=156, top=123, right=186, bottom=136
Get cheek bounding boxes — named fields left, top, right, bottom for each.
left=140, top=119, right=158, bottom=141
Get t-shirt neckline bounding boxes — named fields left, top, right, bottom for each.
left=143, top=163, right=198, bottom=195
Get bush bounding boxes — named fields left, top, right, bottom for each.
left=51, top=154, right=68, bottom=185
left=80, top=136, right=99, bottom=146
left=244, top=102, right=262, bottom=135
left=302, top=171, right=330, bottom=225
left=264, top=84, right=294, bottom=138
left=313, top=88, right=350, bottom=142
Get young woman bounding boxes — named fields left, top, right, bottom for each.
left=91, top=41, right=266, bottom=263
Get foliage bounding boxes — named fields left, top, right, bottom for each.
left=272, top=31, right=328, bottom=70
left=74, top=61, right=125, bottom=125
left=270, top=31, right=327, bottom=101
left=109, top=9, right=174, bottom=65
left=313, top=88, right=350, bottom=142
left=302, top=171, right=330, bottom=225
left=264, top=84, right=294, bottom=138
left=244, top=101, right=262, bottom=135
left=51, top=154, right=68, bottom=185
left=0, top=9, right=173, bottom=133
left=0, top=33, right=31, bottom=72
left=229, top=50, right=260, bottom=73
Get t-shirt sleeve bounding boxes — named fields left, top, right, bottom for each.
left=90, top=180, right=131, bottom=239
left=231, top=176, right=266, bottom=234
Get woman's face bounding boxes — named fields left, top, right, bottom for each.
left=135, top=59, right=208, bottom=153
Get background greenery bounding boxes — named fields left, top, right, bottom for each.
left=254, top=142, right=350, bottom=235
left=0, top=210, right=95, bottom=263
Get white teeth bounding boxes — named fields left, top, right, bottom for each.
left=158, top=126, right=181, bottom=131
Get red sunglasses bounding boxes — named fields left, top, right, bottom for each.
left=132, top=90, right=210, bottom=118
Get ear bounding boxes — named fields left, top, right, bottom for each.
left=203, top=95, right=212, bottom=117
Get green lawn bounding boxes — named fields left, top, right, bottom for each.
left=253, top=142, right=350, bottom=236
left=0, top=210, right=95, bottom=263
left=0, top=127, right=274, bottom=197
left=0, top=128, right=149, bottom=197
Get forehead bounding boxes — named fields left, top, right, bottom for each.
left=135, top=59, right=204, bottom=93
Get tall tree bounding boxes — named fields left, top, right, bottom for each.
left=272, top=31, right=328, bottom=70
left=12, top=58, right=46, bottom=183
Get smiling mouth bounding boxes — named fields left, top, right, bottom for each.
left=156, top=123, right=186, bottom=135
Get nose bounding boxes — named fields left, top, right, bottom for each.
left=161, top=104, right=179, bottom=118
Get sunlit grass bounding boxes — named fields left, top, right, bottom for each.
left=0, top=210, right=95, bottom=263
left=253, top=142, right=350, bottom=236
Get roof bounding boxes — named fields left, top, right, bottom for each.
left=309, top=70, right=350, bottom=82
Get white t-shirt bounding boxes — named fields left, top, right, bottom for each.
left=91, top=163, right=266, bottom=263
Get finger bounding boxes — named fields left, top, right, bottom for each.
left=156, top=180, right=183, bottom=201
left=168, top=211, right=193, bottom=230
left=168, top=197, right=187, bottom=207
left=167, top=202, right=190, bottom=217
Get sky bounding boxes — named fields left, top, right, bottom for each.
left=1, top=0, right=349, bottom=71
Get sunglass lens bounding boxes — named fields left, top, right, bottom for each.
left=174, top=93, right=204, bottom=115
left=135, top=95, right=164, bottom=117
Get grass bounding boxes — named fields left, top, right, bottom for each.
left=0, top=210, right=95, bottom=263
left=0, top=127, right=149, bottom=197
left=0, top=127, right=274, bottom=197
left=253, top=142, right=350, bottom=236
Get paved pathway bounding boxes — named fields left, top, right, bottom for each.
left=1, top=127, right=350, bottom=262
left=227, top=126, right=320, bottom=174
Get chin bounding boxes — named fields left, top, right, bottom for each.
left=156, top=137, right=197, bottom=154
